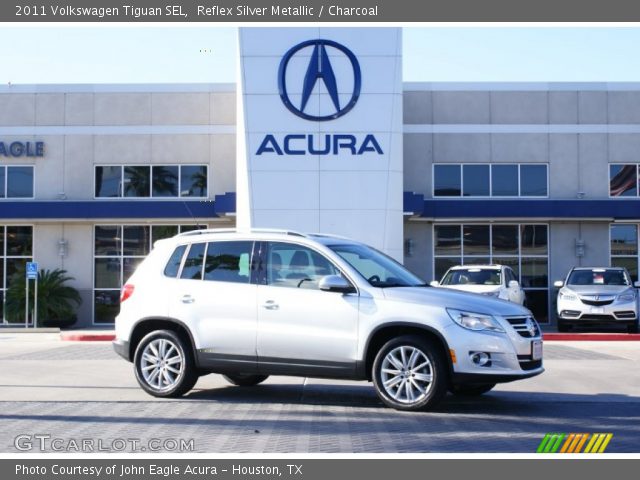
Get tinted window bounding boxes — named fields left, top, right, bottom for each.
left=7, top=226, right=33, bottom=256
left=463, top=165, right=490, bottom=196
left=164, top=245, right=187, bottom=278
left=610, top=164, right=637, bottom=197
left=434, top=225, right=461, bottom=256
left=520, top=165, right=547, bottom=196
left=611, top=224, right=638, bottom=256
left=434, top=165, right=461, bottom=196
left=152, top=225, right=179, bottom=244
left=181, top=166, right=207, bottom=197
left=463, top=225, right=490, bottom=255
left=152, top=165, right=179, bottom=197
left=123, top=166, right=150, bottom=197
left=269, top=242, right=339, bottom=289
left=7, top=166, right=34, bottom=198
left=123, top=226, right=150, bottom=256
left=95, top=226, right=121, bottom=256
left=492, top=165, right=519, bottom=196
left=521, top=225, right=548, bottom=255
left=0, top=168, right=5, bottom=198
left=180, top=243, right=205, bottom=280
left=492, top=225, right=518, bottom=255
left=204, top=241, right=253, bottom=284
left=95, top=166, right=121, bottom=197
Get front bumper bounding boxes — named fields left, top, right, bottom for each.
left=112, top=339, right=131, bottom=362
left=557, top=297, right=638, bottom=323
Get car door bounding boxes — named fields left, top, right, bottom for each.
left=256, top=241, right=359, bottom=377
left=167, top=240, right=259, bottom=372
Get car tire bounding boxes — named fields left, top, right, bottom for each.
left=223, top=374, right=269, bottom=387
left=372, top=335, right=447, bottom=411
left=449, top=383, right=496, bottom=396
left=133, top=329, right=198, bottom=398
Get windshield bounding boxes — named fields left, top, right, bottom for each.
left=441, top=268, right=501, bottom=286
left=329, top=244, right=425, bottom=288
left=567, top=269, right=630, bottom=286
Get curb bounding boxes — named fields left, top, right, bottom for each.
left=60, top=332, right=115, bottom=342
left=544, top=333, right=640, bottom=341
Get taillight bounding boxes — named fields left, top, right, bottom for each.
left=121, top=284, right=135, bottom=303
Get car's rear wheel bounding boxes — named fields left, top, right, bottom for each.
left=372, top=335, right=447, bottom=411
left=134, top=329, right=198, bottom=398
left=449, top=383, right=496, bottom=396
left=223, top=374, right=269, bottom=387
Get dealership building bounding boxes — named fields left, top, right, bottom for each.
left=1, top=27, right=640, bottom=328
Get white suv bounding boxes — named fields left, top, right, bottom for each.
left=113, top=229, right=543, bottom=411
left=431, top=265, right=526, bottom=305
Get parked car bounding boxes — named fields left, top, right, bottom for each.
left=430, top=265, right=526, bottom=305
left=555, top=267, right=639, bottom=333
left=113, top=229, right=543, bottom=411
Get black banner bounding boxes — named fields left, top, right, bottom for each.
left=5, top=0, right=640, bottom=22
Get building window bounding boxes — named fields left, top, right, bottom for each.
left=433, top=164, right=548, bottom=198
left=0, top=166, right=34, bottom=199
left=610, top=224, right=638, bottom=281
left=609, top=164, right=639, bottom=197
left=93, top=224, right=206, bottom=324
left=95, top=165, right=208, bottom=199
left=1, top=226, right=33, bottom=324
left=433, top=223, right=549, bottom=323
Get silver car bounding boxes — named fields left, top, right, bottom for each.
left=114, top=229, right=544, bottom=411
left=555, top=267, right=639, bottom=333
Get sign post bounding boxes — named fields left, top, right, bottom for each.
left=25, top=262, right=38, bottom=328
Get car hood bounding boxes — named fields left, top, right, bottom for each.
left=382, top=286, right=529, bottom=317
left=438, top=284, right=500, bottom=294
left=564, top=285, right=631, bottom=296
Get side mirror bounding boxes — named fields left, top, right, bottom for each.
left=553, top=280, right=564, bottom=288
left=319, top=275, right=356, bottom=294
left=634, top=281, right=640, bottom=288
left=429, top=280, right=440, bottom=287
left=508, top=280, right=519, bottom=289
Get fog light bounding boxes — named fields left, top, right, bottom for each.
left=470, top=352, right=491, bottom=367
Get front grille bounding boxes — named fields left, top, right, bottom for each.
left=580, top=298, right=614, bottom=306
left=520, top=359, right=543, bottom=371
left=579, top=314, right=615, bottom=321
left=505, top=316, right=540, bottom=338
left=614, top=311, right=637, bottom=319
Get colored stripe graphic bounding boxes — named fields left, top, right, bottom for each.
left=537, top=433, right=613, bottom=453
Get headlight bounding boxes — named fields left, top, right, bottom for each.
left=559, top=290, right=576, bottom=301
left=617, top=291, right=636, bottom=302
left=447, top=308, right=504, bottom=333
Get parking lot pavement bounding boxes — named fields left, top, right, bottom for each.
left=0, top=334, right=639, bottom=453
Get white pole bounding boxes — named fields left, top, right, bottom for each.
left=34, top=274, right=38, bottom=329
left=25, top=277, right=29, bottom=328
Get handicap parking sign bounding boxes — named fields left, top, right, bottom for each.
left=26, top=262, right=38, bottom=279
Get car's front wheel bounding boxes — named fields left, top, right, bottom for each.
left=372, top=335, right=447, bottom=411
left=223, top=374, right=269, bottom=387
left=134, top=329, right=198, bottom=398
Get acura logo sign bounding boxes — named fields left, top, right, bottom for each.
left=278, top=39, right=362, bottom=121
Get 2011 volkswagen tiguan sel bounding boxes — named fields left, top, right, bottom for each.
left=113, top=229, right=544, bottom=411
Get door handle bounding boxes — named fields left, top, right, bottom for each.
left=262, top=300, right=279, bottom=310
left=181, top=295, right=195, bottom=304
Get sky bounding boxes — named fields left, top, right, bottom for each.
left=3, top=26, right=640, bottom=84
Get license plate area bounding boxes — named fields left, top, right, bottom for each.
left=532, top=340, right=543, bottom=361
left=590, top=306, right=604, bottom=314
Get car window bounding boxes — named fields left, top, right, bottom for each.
left=204, top=241, right=253, bottom=284
left=441, top=268, right=501, bottom=286
left=164, top=244, right=187, bottom=278
left=567, top=269, right=630, bottom=286
left=266, top=242, right=339, bottom=289
left=180, top=243, right=206, bottom=280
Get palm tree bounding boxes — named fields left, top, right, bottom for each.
left=5, top=269, right=82, bottom=327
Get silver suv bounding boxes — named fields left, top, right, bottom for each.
left=555, top=267, right=639, bottom=333
left=113, top=229, right=544, bottom=411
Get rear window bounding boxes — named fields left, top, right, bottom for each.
left=163, top=245, right=187, bottom=278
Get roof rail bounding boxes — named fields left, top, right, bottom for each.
left=176, top=228, right=308, bottom=238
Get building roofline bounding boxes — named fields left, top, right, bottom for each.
left=0, top=83, right=236, bottom=94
